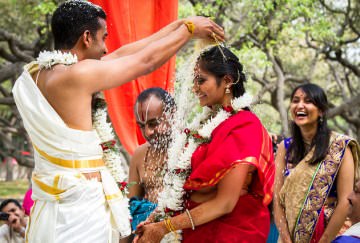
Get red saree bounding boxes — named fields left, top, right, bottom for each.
left=183, top=111, right=275, bottom=243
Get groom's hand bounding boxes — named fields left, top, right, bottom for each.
left=186, top=16, right=225, bottom=42
left=135, top=222, right=168, bottom=243
left=134, top=218, right=152, bottom=235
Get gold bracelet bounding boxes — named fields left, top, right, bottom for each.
left=164, top=218, right=176, bottom=232
left=164, top=218, right=170, bottom=232
left=184, top=21, right=195, bottom=35
left=185, top=209, right=195, bottom=230
left=169, top=218, right=176, bottom=232
left=164, top=218, right=179, bottom=241
left=164, top=218, right=171, bottom=232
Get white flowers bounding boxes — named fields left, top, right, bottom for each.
left=92, top=93, right=127, bottom=183
left=93, top=108, right=115, bottom=142
left=231, top=92, right=253, bottom=111
left=91, top=94, right=132, bottom=230
left=37, top=50, right=78, bottom=69
left=198, top=109, right=230, bottom=138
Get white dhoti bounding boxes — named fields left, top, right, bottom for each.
left=12, top=63, right=131, bottom=243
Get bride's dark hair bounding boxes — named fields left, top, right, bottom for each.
left=197, top=46, right=246, bottom=98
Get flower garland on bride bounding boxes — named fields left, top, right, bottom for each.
left=155, top=89, right=253, bottom=242
left=37, top=50, right=128, bottom=192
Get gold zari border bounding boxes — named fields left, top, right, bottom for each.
left=32, top=175, right=65, bottom=196
left=105, top=191, right=123, bottom=201
left=33, top=145, right=104, bottom=169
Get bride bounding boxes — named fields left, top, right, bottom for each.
left=135, top=46, right=275, bottom=243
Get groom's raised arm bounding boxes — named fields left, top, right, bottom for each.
left=102, top=17, right=224, bottom=61
left=103, top=19, right=184, bottom=60
left=73, top=16, right=224, bottom=94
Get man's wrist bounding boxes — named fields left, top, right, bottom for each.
left=176, top=19, right=185, bottom=26
left=169, top=19, right=184, bottom=31
left=184, top=21, right=195, bottom=35
left=179, top=24, right=193, bottom=40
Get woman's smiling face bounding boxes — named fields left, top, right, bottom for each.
left=290, top=88, right=322, bottom=128
left=192, top=65, right=227, bottom=107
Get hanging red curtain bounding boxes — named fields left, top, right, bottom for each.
left=90, top=0, right=177, bottom=155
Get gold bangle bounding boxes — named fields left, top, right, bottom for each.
left=184, top=21, right=195, bottom=35
left=164, top=218, right=171, bottom=232
left=164, top=218, right=176, bottom=232
left=169, top=218, right=176, bottom=232
left=164, top=218, right=179, bottom=241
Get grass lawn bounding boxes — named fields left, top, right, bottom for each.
left=0, top=180, right=29, bottom=199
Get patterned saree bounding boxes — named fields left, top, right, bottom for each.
left=279, top=132, right=360, bottom=243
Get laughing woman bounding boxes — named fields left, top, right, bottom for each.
left=135, top=46, right=275, bottom=243
left=274, top=84, right=360, bottom=243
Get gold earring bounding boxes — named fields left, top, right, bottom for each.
left=225, top=86, right=231, bottom=94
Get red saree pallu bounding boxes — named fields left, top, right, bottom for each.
left=183, top=111, right=275, bottom=242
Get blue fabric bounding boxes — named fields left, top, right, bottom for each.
left=332, top=235, right=360, bottom=242
left=284, top=137, right=292, bottom=151
left=129, top=197, right=157, bottom=231
left=266, top=222, right=279, bottom=243
left=283, top=137, right=292, bottom=177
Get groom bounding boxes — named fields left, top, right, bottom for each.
left=12, top=1, right=224, bottom=242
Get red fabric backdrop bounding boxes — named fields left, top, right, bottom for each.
left=90, top=0, right=177, bottom=154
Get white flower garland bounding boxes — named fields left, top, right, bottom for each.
left=197, top=109, right=230, bottom=138
left=156, top=93, right=253, bottom=242
left=37, top=50, right=77, bottom=69
left=232, top=92, right=253, bottom=111
left=92, top=93, right=127, bottom=185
